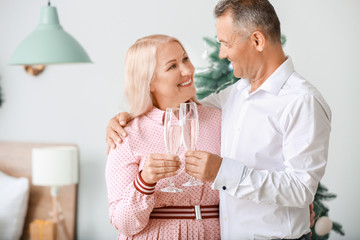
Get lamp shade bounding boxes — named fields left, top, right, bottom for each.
left=32, top=146, right=78, bottom=187
left=9, top=6, right=91, bottom=65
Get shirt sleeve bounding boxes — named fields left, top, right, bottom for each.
left=105, top=138, right=156, bottom=236
left=213, top=93, right=331, bottom=208
left=199, top=83, right=234, bottom=108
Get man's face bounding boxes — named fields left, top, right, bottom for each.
left=216, top=12, right=258, bottom=79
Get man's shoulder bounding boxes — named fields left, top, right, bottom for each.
left=282, top=72, right=323, bottom=97
left=281, top=72, right=331, bottom=118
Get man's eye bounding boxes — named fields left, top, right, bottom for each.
left=183, top=57, right=189, bottom=62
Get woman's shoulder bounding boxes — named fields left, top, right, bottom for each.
left=124, top=115, right=148, bottom=135
left=197, top=104, right=222, bottom=116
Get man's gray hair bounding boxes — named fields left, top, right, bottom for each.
left=214, top=0, right=281, bottom=43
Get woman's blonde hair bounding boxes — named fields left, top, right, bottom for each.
left=125, top=34, right=185, bottom=117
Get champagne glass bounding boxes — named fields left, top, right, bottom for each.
left=180, top=102, right=203, bottom=186
left=161, top=108, right=183, bottom=193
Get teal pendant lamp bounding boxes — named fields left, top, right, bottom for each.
left=10, top=2, right=91, bottom=71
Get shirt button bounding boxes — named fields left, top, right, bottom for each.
left=222, top=186, right=226, bottom=190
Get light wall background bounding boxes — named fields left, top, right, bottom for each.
left=0, top=0, right=359, bottom=239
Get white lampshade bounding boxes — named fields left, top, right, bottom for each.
left=32, top=146, right=78, bottom=187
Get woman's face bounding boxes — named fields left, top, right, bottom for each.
left=150, top=41, right=196, bottom=110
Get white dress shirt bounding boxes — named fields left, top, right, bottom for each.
left=201, top=57, right=331, bottom=240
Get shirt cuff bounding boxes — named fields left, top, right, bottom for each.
left=212, top=157, right=245, bottom=196
left=133, top=171, right=156, bottom=195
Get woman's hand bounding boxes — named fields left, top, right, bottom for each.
left=106, top=112, right=132, bottom=154
left=141, top=154, right=181, bottom=184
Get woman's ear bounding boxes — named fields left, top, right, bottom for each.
left=150, top=83, right=155, bottom=93
left=251, top=31, right=265, bottom=52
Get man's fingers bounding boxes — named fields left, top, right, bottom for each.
left=185, top=167, right=201, bottom=179
left=185, top=156, right=201, bottom=166
left=309, top=202, right=316, bottom=228
left=185, top=159, right=200, bottom=173
left=106, top=136, right=118, bottom=153
left=185, top=150, right=206, bottom=158
left=110, top=122, right=127, bottom=138
left=117, top=112, right=131, bottom=125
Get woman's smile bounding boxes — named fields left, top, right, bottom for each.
left=178, top=78, right=192, bottom=87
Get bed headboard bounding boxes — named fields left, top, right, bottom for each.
left=0, top=141, right=77, bottom=240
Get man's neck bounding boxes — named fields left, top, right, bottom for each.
left=250, top=46, right=286, bottom=93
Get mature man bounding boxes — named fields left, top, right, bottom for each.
left=184, top=0, right=331, bottom=239
left=106, top=0, right=329, bottom=239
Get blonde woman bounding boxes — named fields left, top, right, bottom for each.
left=106, top=34, right=222, bottom=239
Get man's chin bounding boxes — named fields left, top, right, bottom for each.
left=233, top=71, right=242, bottom=79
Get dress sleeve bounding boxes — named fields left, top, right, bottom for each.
left=105, top=138, right=156, bottom=236
left=213, top=94, right=331, bottom=208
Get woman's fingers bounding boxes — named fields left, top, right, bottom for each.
left=141, top=154, right=181, bottom=183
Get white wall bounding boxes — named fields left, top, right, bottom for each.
left=0, top=0, right=359, bottom=239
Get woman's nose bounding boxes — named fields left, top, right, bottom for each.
left=180, top=65, right=192, bottom=76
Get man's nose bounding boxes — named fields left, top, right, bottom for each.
left=219, top=48, right=227, bottom=60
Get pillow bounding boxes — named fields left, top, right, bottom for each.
left=0, top=171, right=29, bottom=240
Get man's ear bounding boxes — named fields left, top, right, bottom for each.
left=251, top=31, right=266, bottom=52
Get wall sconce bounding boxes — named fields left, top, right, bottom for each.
left=9, top=1, right=91, bottom=76
left=32, top=146, right=78, bottom=240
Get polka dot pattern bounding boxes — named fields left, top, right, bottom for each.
left=106, top=105, right=222, bottom=239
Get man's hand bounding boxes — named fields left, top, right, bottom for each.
left=141, top=154, right=181, bottom=184
left=309, top=202, right=315, bottom=236
left=185, top=150, right=223, bottom=182
left=105, top=112, right=132, bottom=154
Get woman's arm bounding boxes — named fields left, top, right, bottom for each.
left=106, top=138, right=180, bottom=236
left=106, top=138, right=155, bottom=236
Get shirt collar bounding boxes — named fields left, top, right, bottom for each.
left=236, top=56, right=295, bottom=96
left=258, top=56, right=294, bottom=95
left=145, top=107, right=165, bottom=125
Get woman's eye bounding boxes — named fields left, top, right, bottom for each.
left=183, top=57, right=189, bottom=62
left=168, top=64, right=176, bottom=70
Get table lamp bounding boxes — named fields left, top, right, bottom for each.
left=32, top=146, right=78, bottom=240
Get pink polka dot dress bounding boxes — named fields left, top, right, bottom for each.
left=106, top=105, right=222, bottom=240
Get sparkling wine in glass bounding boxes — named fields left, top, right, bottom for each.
left=161, top=108, right=183, bottom=193
left=181, top=102, right=203, bottom=186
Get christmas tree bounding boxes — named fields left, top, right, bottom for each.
left=311, top=183, right=345, bottom=239
left=194, top=36, right=345, bottom=239
left=195, top=36, right=239, bottom=100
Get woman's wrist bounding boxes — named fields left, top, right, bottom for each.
left=141, top=171, right=157, bottom=185
left=133, top=171, right=156, bottom=195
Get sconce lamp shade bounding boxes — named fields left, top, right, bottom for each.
left=9, top=6, right=91, bottom=65
left=32, top=146, right=78, bottom=187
